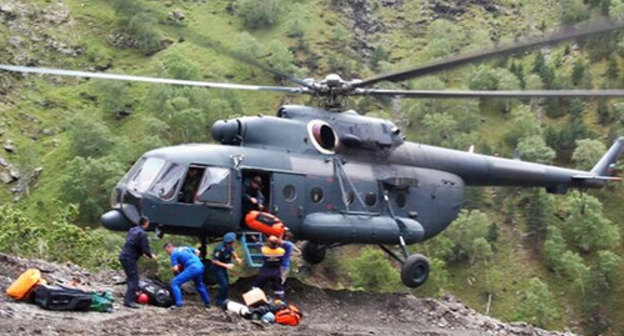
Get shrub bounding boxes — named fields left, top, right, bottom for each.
left=61, top=156, right=126, bottom=223
left=239, top=0, right=284, bottom=30
left=349, top=247, right=401, bottom=292
left=0, top=204, right=121, bottom=270
left=67, top=114, right=115, bottom=158
left=513, top=278, right=560, bottom=328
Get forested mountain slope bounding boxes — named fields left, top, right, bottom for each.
left=2, top=0, right=624, bottom=334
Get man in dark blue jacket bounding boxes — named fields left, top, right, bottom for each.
left=119, top=216, right=157, bottom=308
left=243, top=176, right=265, bottom=214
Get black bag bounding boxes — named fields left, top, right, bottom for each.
left=34, top=285, right=92, bottom=311
left=138, top=279, right=174, bottom=307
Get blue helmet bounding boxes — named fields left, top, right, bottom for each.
left=224, top=232, right=236, bottom=243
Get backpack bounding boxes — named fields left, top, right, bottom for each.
left=6, top=269, right=46, bottom=302
left=90, top=291, right=115, bottom=313
left=138, top=278, right=174, bottom=307
left=275, top=305, right=303, bottom=326
left=34, top=285, right=92, bottom=311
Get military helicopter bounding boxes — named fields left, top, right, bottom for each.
left=3, top=18, right=624, bottom=288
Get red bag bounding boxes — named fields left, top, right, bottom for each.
left=245, top=211, right=286, bottom=238
left=275, top=305, right=302, bottom=326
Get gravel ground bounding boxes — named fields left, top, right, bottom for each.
left=0, top=253, right=574, bottom=336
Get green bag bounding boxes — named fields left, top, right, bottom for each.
left=90, top=291, right=114, bottom=313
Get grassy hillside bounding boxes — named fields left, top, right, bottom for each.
left=2, top=0, right=624, bottom=334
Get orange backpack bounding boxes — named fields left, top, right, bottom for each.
left=275, top=305, right=302, bottom=326
left=6, top=269, right=46, bottom=301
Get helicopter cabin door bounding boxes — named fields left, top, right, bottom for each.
left=272, top=172, right=306, bottom=236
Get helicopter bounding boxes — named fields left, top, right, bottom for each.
left=3, top=18, right=624, bottom=288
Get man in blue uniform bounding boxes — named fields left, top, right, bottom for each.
left=210, top=232, right=242, bottom=307
left=164, top=242, right=210, bottom=308
left=119, top=216, right=157, bottom=308
left=254, top=235, right=286, bottom=300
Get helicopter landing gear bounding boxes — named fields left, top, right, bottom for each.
left=378, top=237, right=430, bottom=288
left=302, top=241, right=326, bottom=265
left=400, top=254, right=430, bottom=288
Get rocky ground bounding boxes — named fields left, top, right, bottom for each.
left=0, top=253, right=573, bottom=336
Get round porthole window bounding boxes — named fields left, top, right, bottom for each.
left=365, top=192, right=377, bottom=207
left=396, top=192, right=407, bottom=209
left=283, top=185, right=296, bottom=202
left=311, top=187, right=324, bottom=203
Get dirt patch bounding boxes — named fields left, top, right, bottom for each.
left=0, top=253, right=573, bottom=336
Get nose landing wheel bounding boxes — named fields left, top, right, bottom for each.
left=302, top=241, right=326, bottom=265
left=400, top=254, right=430, bottom=288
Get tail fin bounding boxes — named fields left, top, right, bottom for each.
left=590, top=136, right=624, bottom=176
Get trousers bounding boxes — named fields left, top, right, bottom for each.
left=171, top=264, right=210, bottom=307
left=119, top=256, right=139, bottom=305
left=254, top=267, right=284, bottom=300
left=212, top=266, right=230, bottom=306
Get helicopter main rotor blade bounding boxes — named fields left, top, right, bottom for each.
left=351, top=18, right=624, bottom=88
left=0, top=64, right=310, bottom=94
left=355, top=88, right=624, bottom=98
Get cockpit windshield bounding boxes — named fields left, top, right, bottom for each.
left=127, top=157, right=166, bottom=193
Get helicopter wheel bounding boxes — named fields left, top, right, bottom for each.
left=302, top=241, right=326, bottom=265
left=400, top=254, right=430, bottom=288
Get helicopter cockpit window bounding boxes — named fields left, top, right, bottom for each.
left=196, top=167, right=231, bottom=205
left=149, top=163, right=185, bottom=201
left=127, top=157, right=166, bottom=193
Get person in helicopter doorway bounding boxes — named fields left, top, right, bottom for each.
left=243, top=175, right=265, bottom=214
left=254, top=235, right=286, bottom=301
left=119, top=216, right=157, bottom=309
left=210, top=232, right=243, bottom=307
left=164, top=242, right=211, bottom=309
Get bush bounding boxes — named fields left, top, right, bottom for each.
left=61, top=156, right=126, bottom=223
left=0, top=204, right=121, bottom=270
left=67, top=114, right=116, bottom=158
left=444, top=209, right=492, bottom=263
left=513, top=277, right=560, bottom=328
left=239, top=0, right=284, bottom=30
left=127, top=13, right=164, bottom=56
left=349, top=247, right=401, bottom=292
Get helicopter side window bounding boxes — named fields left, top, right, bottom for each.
left=127, top=157, right=166, bottom=193
left=178, top=167, right=205, bottom=204
left=149, top=163, right=185, bottom=201
left=196, top=167, right=231, bottom=205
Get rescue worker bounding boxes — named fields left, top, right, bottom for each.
left=210, top=232, right=243, bottom=307
left=243, top=176, right=265, bottom=213
left=280, top=229, right=299, bottom=285
left=164, top=242, right=210, bottom=308
left=254, top=235, right=286, bottom=300
left=119, top=216, right=157, bottom=309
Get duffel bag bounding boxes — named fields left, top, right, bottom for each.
left=34, top=285, right=92, bottom=311
left=138, top=278, right=174, bottom=307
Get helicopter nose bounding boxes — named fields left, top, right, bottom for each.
left=101, top=209, right=133, bottom=232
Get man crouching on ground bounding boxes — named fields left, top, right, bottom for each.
left=164, top=242, right=210, bottom=309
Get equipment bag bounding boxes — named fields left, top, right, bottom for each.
left=6, top=268, right=46, bottom=301
left=34, top=285, right=92, bottom=311
left=245, top=211, right=286, bottom=238
left=138, top=278, right=174, bottom=307
left=90, top=291, right=114, bottom=313
left=275, top=305, right=303, bottom=326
